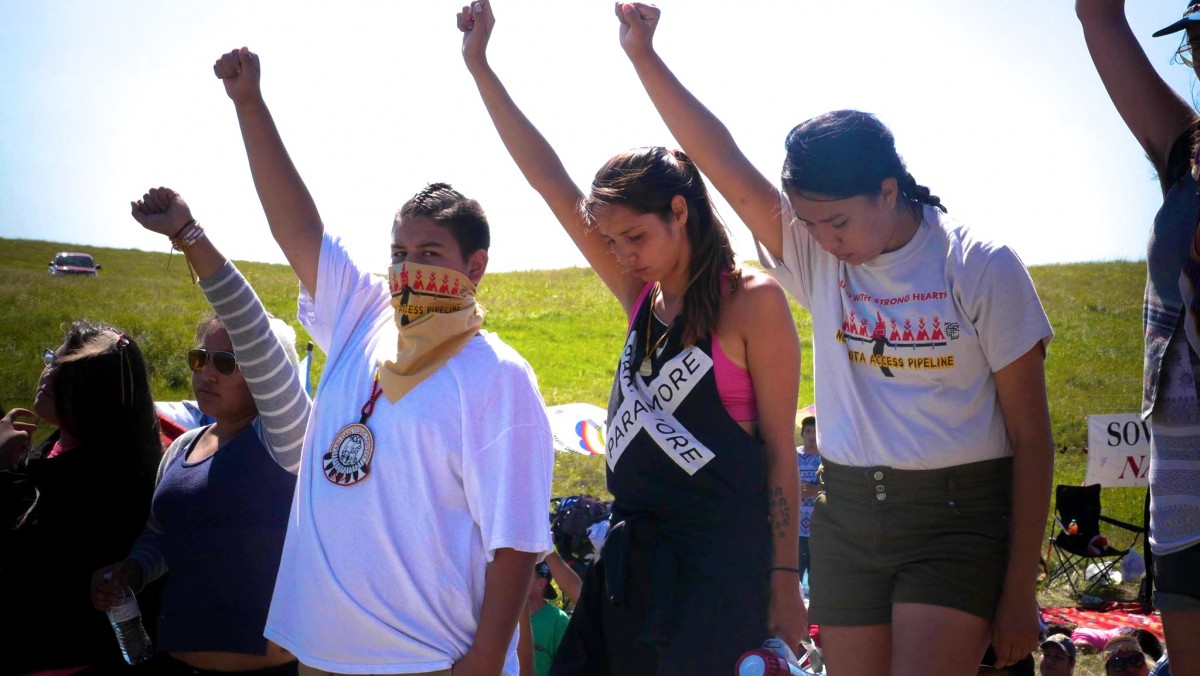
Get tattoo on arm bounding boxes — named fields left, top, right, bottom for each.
left=769, top=487, right=790, bottom=541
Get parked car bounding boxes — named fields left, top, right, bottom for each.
left=48, top=252, right=101, bottom=276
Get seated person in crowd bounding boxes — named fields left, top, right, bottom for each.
left=1038, top=634, right=1075, bottom=676
left=1102, top=635, right=1151, bottom=676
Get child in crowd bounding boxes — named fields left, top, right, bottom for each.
left=529, top=562, right=571, bottom=676
left=796, top=415, right=821, bottom=587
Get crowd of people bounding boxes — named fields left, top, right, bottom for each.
left=1, top=1, right=1198, bottom=675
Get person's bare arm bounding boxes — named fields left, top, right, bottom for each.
left=543, top=551, right=582, bottom=605
left=1077, top=0, right=1196, bottom=173
left=517, top=596, right=534, bottom=676
left=741, top=276, right=808, bottom=653
left=453, top=548, right=538, bottom=676
left=990, top=345, right=1054, bottom=668
left=459, top=1, right=643, bottom=314
left=214, top=48, right=323, bottom=296
left=616, top=3, right=784, bottom=258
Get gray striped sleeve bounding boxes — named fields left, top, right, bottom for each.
left=199, top=262, right=311, bottom=474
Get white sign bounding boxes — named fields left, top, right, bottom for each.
left=1085, top=414, right=1151, bottom=488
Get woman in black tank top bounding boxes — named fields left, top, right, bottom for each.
left=459, top=3, right=808, bottom=673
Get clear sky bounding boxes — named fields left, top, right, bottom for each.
left=0, top=1, right=1194, bottom=273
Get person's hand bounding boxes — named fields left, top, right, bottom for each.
left=1, top=408, right=36, bottom=466
left=130, top=187, right=194, bottom=239
left=457, top=1, right=495, bottom=69
left=799, top=482, right=820, bottom=501
left=213, top=47, right=262, bottom=105
left=768, top=573, right=810, bottom=660
left=90, top=561, right=145, bottom=612
left=614, top=2, right=660, bottom=59
left=989, top=584, right=1039, bottom=667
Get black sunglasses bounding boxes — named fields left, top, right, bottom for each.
left=187, top=349, right=239, bottom=376
left=1107, top=652, right=1146, bottom=671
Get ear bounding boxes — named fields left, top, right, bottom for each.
left=465, top=248, right=489, bottom=286
left=669, top=194, right=689, bottom=230
left=879, top=177, right=900, bottom=211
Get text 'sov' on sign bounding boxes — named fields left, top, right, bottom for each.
left=1085, top=414, right=1151, bottom=488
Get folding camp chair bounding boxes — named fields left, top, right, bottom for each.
left=1045, top=484, right=1145, bottom=598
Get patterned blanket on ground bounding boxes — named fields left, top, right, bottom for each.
left=1041, top=602, right=1164, bottom=641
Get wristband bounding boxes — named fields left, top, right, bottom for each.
left=770, top=567, right=802, bottom=575
left=170, top=218, right=196, bottom=240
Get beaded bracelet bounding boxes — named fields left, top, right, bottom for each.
left=171, top=222, right=205, bottom=250
left=166, top=219, right=204, bottom=285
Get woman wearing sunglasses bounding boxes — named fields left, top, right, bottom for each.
left=1, top=321, right=162, bottom=674
left=90, top=186, right=311, bottom=675
left=1078, top=3, right=1200, bottom=673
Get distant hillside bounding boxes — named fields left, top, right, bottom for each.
left=0, top=238, right=1148, bottom=523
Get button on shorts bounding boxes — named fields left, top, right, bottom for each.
left=809, top=457, right=1012, bottom=626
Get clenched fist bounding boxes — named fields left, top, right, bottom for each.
left=130, top=187, right=194, bottom=239
left=213, top=47, right=262, bottom=105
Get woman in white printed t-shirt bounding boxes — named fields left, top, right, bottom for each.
left=614, top=4, right=1055, bottom=675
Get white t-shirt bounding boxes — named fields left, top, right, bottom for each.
left=759, top=201, right=1053, bottom=469
left=265, top=233, right=554, bottom=674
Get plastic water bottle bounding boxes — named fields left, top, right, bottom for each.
left=106, top=581, right=152, bottom=664
left=735, top=636, right=823, bottom=675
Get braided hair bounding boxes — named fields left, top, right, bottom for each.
left=396, top=182, right=491, bottom=259
left=782, top=110, right=947, bottom=214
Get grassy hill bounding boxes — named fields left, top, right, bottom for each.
left=0, top=237, right=1148, bottom=528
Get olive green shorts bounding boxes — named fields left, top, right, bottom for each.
left=809, top=457, right=1012, bottom=626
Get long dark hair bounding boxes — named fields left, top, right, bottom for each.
left=782, top=110, right=947, bottom=214
left=52, top=320, right=161, bottom=482
left=584, top=147, right=739, bottom=346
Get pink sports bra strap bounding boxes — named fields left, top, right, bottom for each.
left=711, top=333, right=758, bottom=422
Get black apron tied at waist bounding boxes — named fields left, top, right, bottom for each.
left=602, top=513, right=679, bottom=648
left=601, top=491, right=768, bottom=650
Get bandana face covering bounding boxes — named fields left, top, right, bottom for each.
left=379, top=261, right=485, bottom=403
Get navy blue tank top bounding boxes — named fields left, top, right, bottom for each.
left=152, top=423, right=295, bottom=654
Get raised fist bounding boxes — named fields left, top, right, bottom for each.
left=213, top=47, right=262, bottom=105
left=130, top=187, right=194, bottom=239
left=458, top=1, right=495, bottom=67
left=615, top=2, right=660, bottom=57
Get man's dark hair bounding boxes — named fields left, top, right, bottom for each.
left=397, top=183, right=490, bottom=259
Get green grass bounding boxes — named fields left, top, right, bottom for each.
left=0, top=240, right=1154, bottom=598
